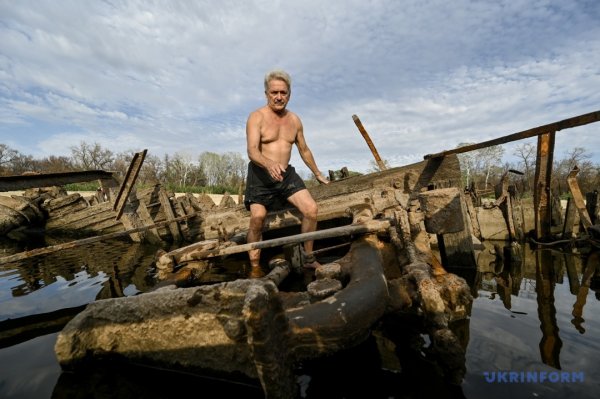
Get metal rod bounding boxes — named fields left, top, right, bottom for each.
left=424, top=110, right=600, bottom=159
left=186, top=219, right=391, bottom=260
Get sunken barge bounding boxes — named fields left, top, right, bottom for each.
left=1, top=110, right=600, bottom=397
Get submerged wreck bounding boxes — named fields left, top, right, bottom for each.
left=3, top=110, right=599, bottom=397
left=50, top=154, right=475, bottom=397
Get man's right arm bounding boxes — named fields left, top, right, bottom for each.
left=246, top=111, right=285, bottom=181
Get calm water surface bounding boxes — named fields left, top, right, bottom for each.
left=0, top=236, right=599, bottom=398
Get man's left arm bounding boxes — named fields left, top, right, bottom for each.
left=295, top=121, right=329, bottom=185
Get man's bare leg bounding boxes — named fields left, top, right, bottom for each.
left=247, top=203, right=267, bottom=277
left=287, top=189, right=320, bottom=268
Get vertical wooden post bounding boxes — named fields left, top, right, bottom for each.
left=158, top=187, right=182, bottom=242
left=566, top=166, right=593, bottom=234
left=561, top=197, right=577, bottom=239
left=352, top=114, right=387, bottom=171
left=533, top=132, right=556, bottom=240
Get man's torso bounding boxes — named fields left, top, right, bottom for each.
left=257, top=107, right=299, bottom=167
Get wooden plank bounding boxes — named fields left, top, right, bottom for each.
left=113, top=149, right=147, bottom=220
left=44, top=202, right=115, bottom=229
left=533, top=132, right=556, bottom=239
left=0, top=170, right=114, bottom=192
left=566, top=166, right=593, bottom=232
left=158, top=187, right=182, bottom=242
left=438, top=191, right=477, bottom=269
left=424, top=110, right=600, bottom=159
left=137, top=200, right=162, bottom=244
left=562, top=198, right=577, bottom=239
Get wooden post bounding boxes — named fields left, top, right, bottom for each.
left=533, top=132, right=556, bottom=240
left=566, top=166, right=593, bottom=233
left=562, top=197, right=577, bottom=239
left=114, top=149, right=147, bottom=220
left=352, top=114, right=387, bottom=171
left=158, top=187, right=182, bottom=242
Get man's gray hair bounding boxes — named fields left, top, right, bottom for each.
left=264, top=69, right=292, bottom=92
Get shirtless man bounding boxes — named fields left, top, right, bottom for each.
left=244, top=69, right=329, bottom=276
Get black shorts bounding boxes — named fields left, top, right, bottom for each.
left=244, top=162, right=306, bottom=211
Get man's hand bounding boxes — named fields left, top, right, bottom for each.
left=315, top=174, right=329, bottom=185
left=266, top=159, right=286, bottom=182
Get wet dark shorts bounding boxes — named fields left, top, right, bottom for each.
left=244, top=162, right=306, bottom=211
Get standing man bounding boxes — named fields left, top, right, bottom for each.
left=244, top=69, right=329, bottom=276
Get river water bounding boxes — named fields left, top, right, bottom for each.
left=0, top=235, right=599, bottom=398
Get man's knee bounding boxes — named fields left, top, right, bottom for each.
left=249, top=210, right=267, bottom=230
left=301, top=200, right=318, bottom=220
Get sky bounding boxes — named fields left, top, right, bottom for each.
left=1, top=0, right=599, bottom=176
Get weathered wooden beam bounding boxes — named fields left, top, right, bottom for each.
left=534, top=132, right=556, bottom=240
left=158, top=187, right=182, bottom=242
left=562, top=198, right=577, bottom=239
left=113, top=149, right=147, bottom=220
left=352, top=114, right=387, bottom=171
left=566, top=166, right=593, bottom=233
left=0, top=170, right=114, bottom=192
left=0, top=212, right=198, bottom=265
left=424, top=110, right=600, bottom=159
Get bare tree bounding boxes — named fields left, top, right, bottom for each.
left=37, top=155, right=75, bottom=173
left=456, top=143, right=476, bottom=188
left=0, top=144, right=20, bottom=174
left=70, top=142, right=114, bottom=170
left=476, top=145, right=505, bottom=189
left=513, top=142, right=536, bottom=193
left=9, top=153, right=37, bottom=174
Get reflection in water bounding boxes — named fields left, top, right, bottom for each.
left=572, top=251, right=600, bottom=333
left=473, top=240, right=600, bottom=373
left=2, top=235, right=600, bottom=398
left=535, top=248, right=562, bottom=369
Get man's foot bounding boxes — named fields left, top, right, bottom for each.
left=302, top=251, right=320, bottom=269
left=303, top=260, right=321, bottom=269
left=249, top=265, right=265, bottom=279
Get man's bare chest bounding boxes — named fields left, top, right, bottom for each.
left=260, top=121, right=297, bottom=144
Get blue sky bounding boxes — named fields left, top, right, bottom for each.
left=1, top=0, right=599, bottom=176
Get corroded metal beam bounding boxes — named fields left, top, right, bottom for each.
left=424, top=110, right=600, bottom=159
left=0, top=170, right=114, bottom=192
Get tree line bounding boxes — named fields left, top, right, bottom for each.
left=456, top=142, right=600, bottom=198
left=0, top=142, right=249, bottom=194
left=2, top=141, right=598, bottom=197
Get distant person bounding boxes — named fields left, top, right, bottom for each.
left=244, top=69, right=329, bottom=277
